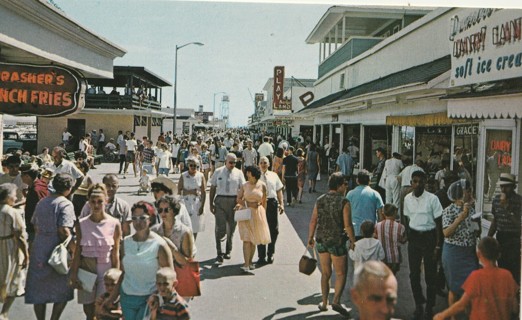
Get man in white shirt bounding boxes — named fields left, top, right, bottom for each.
left=62, top=128, right=72, bottom=146
left=209, top=153, right=246, bottom=263
left=398, top=158, right=425, bottom=218
left=380, top=152, right=404, bottom=208
left=48, top=146, right=84, bottom=196
left=97, top=129, right=106, bottom=154
left=403, top=170, right=442, bottom=319
left=124, top=132, right=138, bottom=177
left=257, top=136, right=274, bottom=165
left=257, top=156, right=284, bottom=265
left=241, top=140, right=257, bottom=170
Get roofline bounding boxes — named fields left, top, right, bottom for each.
left=305, top=5, right=435, bottom=44
left=114, top=66, right=172, bottom=87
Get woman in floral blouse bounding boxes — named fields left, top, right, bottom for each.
left=441, top=179, right=479, bottom=317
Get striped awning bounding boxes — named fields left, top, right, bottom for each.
left=386, top=112, right=466, bottom=126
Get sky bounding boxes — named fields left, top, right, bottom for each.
left=51, top=0, right=329, bottom=127
left=42, top=0, right=521, bottom=127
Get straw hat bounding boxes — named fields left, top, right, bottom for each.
left=497, top=173, right=517, bottom=186
left=151, top=176, right=177, bottom=193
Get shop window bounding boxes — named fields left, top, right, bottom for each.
left=453, top=123, right=479, bottom=190
left=141, top=117, right=147, bottom=126
left=415, top=127, right=452, bottom=179
left=398, top=126, right=415, bottom=164
left=482, top=129, right=513, bottom=221
left=343, top=124, right=360, bottom=164
left=363, top=126, right=391, bottom=172
left=134, top=116, right=140, bottom=126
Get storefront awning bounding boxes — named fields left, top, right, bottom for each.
left=447, top=94, right=521, bottom=119
left=386, top=112, right=466, bottom=126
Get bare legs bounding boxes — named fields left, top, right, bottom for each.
left=0, top=296, right=15, bottom=319
left=242, top=241, right=256, bottom=268
left=318, top=252, right=348, bottom=310
left=34, top=302, right=67, bottom=320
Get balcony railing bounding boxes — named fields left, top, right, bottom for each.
left=85, top=94, right=162, bottom=110
left=318, top=37, right=383, bottom=78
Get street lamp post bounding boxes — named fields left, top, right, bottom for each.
left=173, top=41, right=204, bottom=136
left=213, top=92, right=226, bottom=130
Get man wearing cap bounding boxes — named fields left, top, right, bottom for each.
left=488, top=173, right=521, bottom=284
left=371, top=147, right=386, bottom=201
left=0, top=156, right=27, bottom=205
left=47, top=146, right=84, bottom=197
left=210, top=153, right=245, bottom=263
left=381, top=152, right=404, bottom=208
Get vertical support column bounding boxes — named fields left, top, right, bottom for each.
left=320, top=125, right=324, bottom=146
left=328, top=124, right=333, bottom=152
left=334, top=24, right=339, bottom=50
left=313, top=125, right=317, bottom=144
left=392, top=125, right=400, bottom=153
left=328, top=31, right=332, bottom=55
left=340, top=124, right=344, bottom=154
left=319, top=43, right=322, bottom=63
left=359, top=124, right=365, bottom=166
left=342, top=16, right=346, bottom=43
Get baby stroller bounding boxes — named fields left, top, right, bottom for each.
left=138, top=169, right=151, bottom=195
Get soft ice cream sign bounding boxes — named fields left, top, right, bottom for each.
left=449, top=9, right=522, bottom=87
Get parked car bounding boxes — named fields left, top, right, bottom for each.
left=2, top=131, right=37, bottom=155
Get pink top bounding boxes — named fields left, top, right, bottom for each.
left=79, top=216, right=119, bottom=264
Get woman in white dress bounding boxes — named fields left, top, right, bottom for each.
left=177, top=158, right=206, bottom=239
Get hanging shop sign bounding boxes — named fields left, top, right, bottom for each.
left=455, top=123, right=479, bottom=136
left=449, top=8, right=522, bottom=87
left=273, top=66, right=292, bottom=111
left=0, top=62, right=86, bottom=116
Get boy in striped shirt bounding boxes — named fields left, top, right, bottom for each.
left=375, top=204, right=407, bottom=274
left=147, top=268, right=190, bottom=320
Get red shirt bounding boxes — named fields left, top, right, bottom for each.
left=462, top=266, right=518, bottom=320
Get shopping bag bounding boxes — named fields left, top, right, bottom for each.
left=78, top=268, right=98, bottom=293
left=299, top=248, right=317, bottom=275
left=316, top=173, right=321, bottom=181
left=48, top=235, right=72, bottom=275
left=175, top=260, right=201, bottom=296
left=234, top=208, right=252, bottom=222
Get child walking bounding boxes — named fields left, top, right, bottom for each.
left=374, top=204, right=407, bottom=274
left=349, top=220, right=385, bottom=272
left=433, top=237, right=519, bottom=320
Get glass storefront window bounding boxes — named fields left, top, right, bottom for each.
left=482, top=129, right=513, bottom=221
left=343, top=124, right=360, bottom=164
left=399, top=126, right=415, bottom=165
left=453, top=123, right=479, bottom=187
left=415, top=126, right=452, bottom=179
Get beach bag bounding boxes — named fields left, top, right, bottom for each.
left=234, top=208, right=252, bottom=222
left=299, top=248, right=317, bottom=275
left=48, top=235, right=72, bottom=275
left=175, top=260, right=201, bottom=297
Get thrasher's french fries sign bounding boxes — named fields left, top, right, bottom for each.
left=0, top=62, right=86, bottom=116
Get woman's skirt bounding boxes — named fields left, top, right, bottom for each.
left=442, top=242, right=478, bottom=296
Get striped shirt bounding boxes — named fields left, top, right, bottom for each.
left=375, top=219, right=405, bottom=264
left=156, top=292, right=190, bottom=320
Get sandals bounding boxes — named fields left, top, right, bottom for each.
left=317, top=303, right=328, bottom=312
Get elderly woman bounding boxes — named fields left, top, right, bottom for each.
left=151, top=176, right=192, bottom=230
left=105, top=201, right=173, bottom=320
left=25, top=173, right=76, bottom=320
left=441, top=179, right=479, bottom=317
left=307, top=172, right=350, bottom=316
left=177, top=158, right=206, bottom=239
left=156, top=195, right=196, bottom=261
left=234, top=166, right=271, bottom=272
left=70, top=184, right=122, bottom=320
left=0, top=183, right=29, bottom=319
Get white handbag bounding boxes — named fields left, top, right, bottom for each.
left=48, top=235, right=72, bottom=275
left=234, top=208, right=252, bottom=222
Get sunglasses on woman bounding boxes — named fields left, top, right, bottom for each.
left=131, top=215, right=149, bottom=221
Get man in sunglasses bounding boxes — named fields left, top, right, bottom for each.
left=209, top=153, right=246, bottom=263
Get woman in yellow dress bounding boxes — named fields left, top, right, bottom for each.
left=234, top=166, right=271, bottom=272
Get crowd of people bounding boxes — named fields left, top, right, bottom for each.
left=0, top=127, right=520, bottom=320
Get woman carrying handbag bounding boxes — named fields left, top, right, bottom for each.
left=25, top=173, right=77, bottom=320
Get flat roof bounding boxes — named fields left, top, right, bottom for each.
left=86, top=66, right=172, bottom=87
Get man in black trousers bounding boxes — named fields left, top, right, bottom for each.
left=256, top=156, right=285, bottom=264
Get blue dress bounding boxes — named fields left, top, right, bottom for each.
left=25, top=195, right=75, bottom=304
